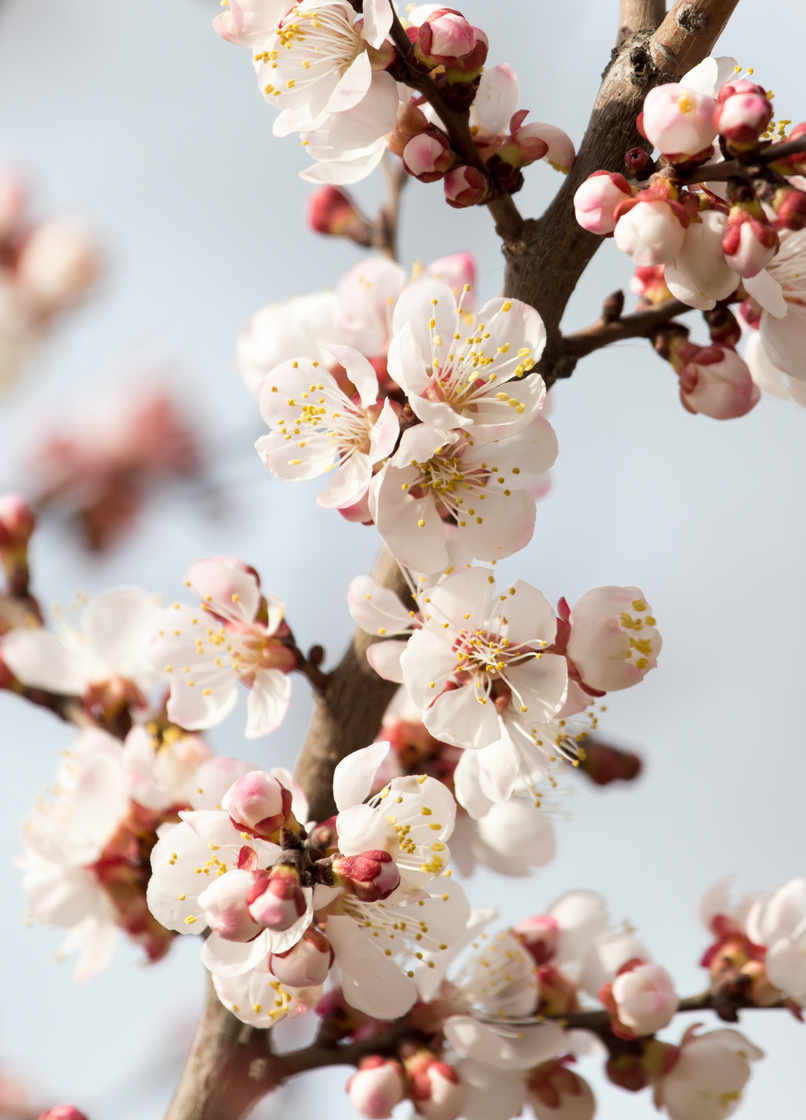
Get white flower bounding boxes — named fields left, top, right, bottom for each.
left=654, top=1027, right=763, bottom=1120
left=254, top=0, right=395, bottom=138
left=388, top=279, right=549, bottom=441
left=326, top=742, right=470, bottom=1018
left=255, top=347, right=398, bottom=509
left=2, top=586, right=158, bottom=699
left=746, top=878, right=806, bottom=1004
left=151, top=557, right=296, bottom=738
left=121, top=724, right=211, bottom=812
left=401, top=567, right=567, bottom=760
left=744, top=225, right=806, bottom=381
left=18, top=729, right=174, bottom=979
left=370, top=421, right=557, bottom=572
left=565, top=586, right=661, bottom=693
left=610, top=962, right=678, bottom=1035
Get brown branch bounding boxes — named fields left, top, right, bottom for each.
left=649, top=0, right=742, bottom=76
left=294, top=546, right=407, bottom=824
left=617, top=0, right=667, bottom=46
left=563, top=297, right=690, bottom=360
left=501, top=0, right=741, bottom=387
left=679, top=132, right=806, bottom=184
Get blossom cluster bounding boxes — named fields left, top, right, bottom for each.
left=0, top=169, right=99, bottom=391
left=214, top=1, right=574, bottom=199
left=574, top=57, right=806, bottom=415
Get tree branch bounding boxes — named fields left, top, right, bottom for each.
left=649, top=0, right=742, bottom=76
left=501, top=0, right=740, bottom=386
left=617, top=0, right=667, bottom=46
left=563, top=297, right=690, bottom=360
left=679, top=131, right=806, bottom=184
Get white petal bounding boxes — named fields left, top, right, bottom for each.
left=333, top=740, right=391, bottom=811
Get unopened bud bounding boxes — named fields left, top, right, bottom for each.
left=0, top=493, right=36, bottom=551
left=722, top=191, right=779, bottom=277
left=222, top=770, right=294, bottom=839
left=573, top=171, right=633, bottom=235
left=347, top=1056, right=406, bottom=1120
left=403, top=130, right=455, bottom=183
left=714, top=80, right=773, bottom=153
left=443, top=165, right=488, bottom=208
left=333, top=849, right=400, bottom=902
left=413, top=10, right=488, bottom=78
left=306, top=185, right=372, bottom=244
left=410, top=1059, right=464, bottom=1120
left=247, top=864, right=306, bottom=930
left=270, top=926, right=334, bottom=987
left=0, top=170, right=27, bottom=244
left=678, top=344, right=760, bottom=420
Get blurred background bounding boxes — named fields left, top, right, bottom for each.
left=1, top=0, right=805, bottom=1116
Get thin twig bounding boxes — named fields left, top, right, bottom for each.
left=563, top=297, right=690, bottom=360
left=386, top=7, right=526, bottom=242
left=679, top=132, right=806, bottom=184
left=374, top=155, right=408, bottom=261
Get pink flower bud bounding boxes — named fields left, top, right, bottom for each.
left=513, top=914, right=560, bottom=965
left=37, top=1110, right=90, bottom=1120
left=610, top=962, right=678, bottom=1036
left=414, top=10, right=488, bottom=75
left=614, top=197, right=688, bottom=265
left=640, top=84, right=718, bottom=160
left=722, top=202, right=779, bottom=277
left=573, top=171, right=633, bottom=235
left=347, top=1056, right=406, bottom=1120
left=624, top=147, right=655, bottom=178
left=306, top=185, right=371, bottom=243
left=443, top=165, right=488, bottom=208
left=413, top=1061, right=464, bottom=1120
left=678, top=344, right=760, bottom=420
left=528, top=1062, right=596, bottom=1120
left=0, top=493, right=36, bottom=550
left=403, top=131, right=455, bottom=183
left=333, top=849, right=401, bottom=902
left=197, top=869, right=264, bottom=942
left=714, top=81, right=773, bottom=152
left=16, top=219, right=100, bottom=314
left=269, top=927, right=334, bottom=987
left=247, top=865, right=306, bottom=930
left=222, top=770, right=294, bottom=839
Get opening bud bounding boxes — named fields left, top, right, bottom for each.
left=16, top=219, right=100, bottom=315
left=513, top=914, right=559, bottom=965
left=722, top=192, right=779, bottom=277
left=222, top=770, right=295, bottom=839
left=332, top=849, right=401, bottom=902
left=528, top=1061, right=596, bottom=1120
left=678, top=344, right=760, bottom=420
left=639, top=84, right=717, bottom=162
